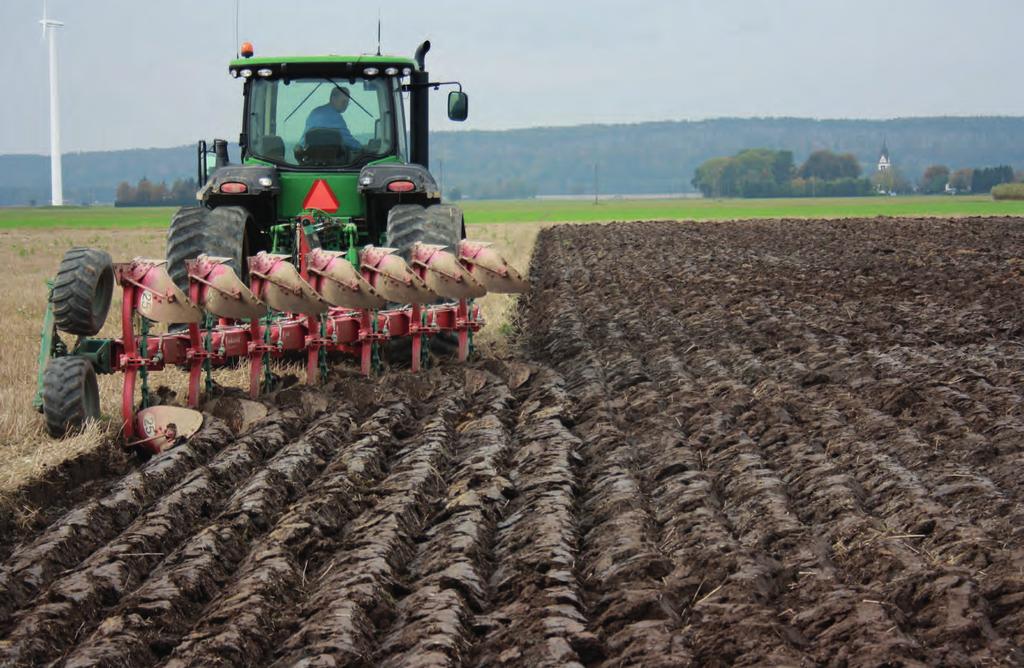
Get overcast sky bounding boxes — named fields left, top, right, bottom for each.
left=1, top=0, right=1022, bottom=154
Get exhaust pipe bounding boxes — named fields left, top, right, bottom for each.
left=410, top=40, right=431, bottom=168
left=213, top=139, right=230, bottom=168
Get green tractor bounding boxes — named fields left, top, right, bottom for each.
left=34, top=39, right=529, bottom=446
left=167, top=39, right=469, bottom=291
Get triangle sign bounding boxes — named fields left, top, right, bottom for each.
left=302, top=179, right=340, bottom=213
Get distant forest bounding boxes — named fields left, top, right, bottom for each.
left=3, top=117, right=1024, bottom=205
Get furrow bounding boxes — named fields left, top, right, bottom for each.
left=470, top=369, right=598, bottom=667
left=269, top=395, right=462, bottom=665
left=60, top=409, right=357, bottom=667
left=0, top=413, right=302, bottom=667
left=0, top=419, right=234, bottom=630
left=164, top=400, right=413, bottom=667
left=376, top=371, right=515, bottom=667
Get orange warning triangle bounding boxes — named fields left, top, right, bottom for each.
left=302, top=179, right=340, bottom=213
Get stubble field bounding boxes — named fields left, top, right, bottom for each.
left=1, top=216, right=1023, bottom=665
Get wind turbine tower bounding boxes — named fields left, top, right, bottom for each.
left=40, top=5, right=64, bottom=206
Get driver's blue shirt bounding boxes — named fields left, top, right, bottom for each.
left=304, top=104, right=360, bottom=149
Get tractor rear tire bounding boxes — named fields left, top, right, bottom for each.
left=384, top=204, right=466, bottom=360
left=385, top=203, right=464, bottom=260
left=42, top=356, right=100, bottom=437
left=50, top=247, right=114, bottom=336
left=166, top=206, right=251, bottom=295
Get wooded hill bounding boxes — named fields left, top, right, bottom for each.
left=3, top=116, right=1024, bottom=205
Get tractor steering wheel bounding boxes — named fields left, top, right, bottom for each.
left=294, top=142, right=353, bottom=167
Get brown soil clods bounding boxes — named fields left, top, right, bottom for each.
left=2, top=217, right=1023, bottom=666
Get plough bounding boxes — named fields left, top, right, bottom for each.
left=35, top=226, right=525, bottom=454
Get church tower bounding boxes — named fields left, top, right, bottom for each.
left=877, top=139, right=891, bottom=171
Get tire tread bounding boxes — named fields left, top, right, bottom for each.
left=42, top=356, right=99, bottom=437
left=166, top=206, right=250, bottom=292
left=50, top=247, right=114, bottom=336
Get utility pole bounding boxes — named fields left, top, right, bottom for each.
left=593, top=162, right=599, bottom=205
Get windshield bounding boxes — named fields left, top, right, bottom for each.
left=248, top=76, right=399, bottom=168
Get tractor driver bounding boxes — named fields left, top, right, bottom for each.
left=302, top=86, right=362, bottom=152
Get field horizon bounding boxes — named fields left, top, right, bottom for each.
left=2, top=194, right=1024, bottom=229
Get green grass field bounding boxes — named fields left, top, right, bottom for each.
left=2, top=195, right=1023, bottom=229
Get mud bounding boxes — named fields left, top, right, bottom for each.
left=1, top=216, right=1023, bottom=666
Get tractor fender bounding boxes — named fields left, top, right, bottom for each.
left=357, top=163, right=441, bottom=199
left=199, top=164, right=280, bottom=203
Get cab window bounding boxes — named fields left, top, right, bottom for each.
left=248, top=76, right=395, bottom=168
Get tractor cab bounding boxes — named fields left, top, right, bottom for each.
left=240, top=59, right=414, bottom=171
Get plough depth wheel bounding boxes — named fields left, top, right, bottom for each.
left=51, top=247, right=114, bottom=336
left=42, top=356, right=100, bottom=437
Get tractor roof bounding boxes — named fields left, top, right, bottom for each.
left=229, top=54, right=419, bottom=74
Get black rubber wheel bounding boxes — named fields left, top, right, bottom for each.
left=166, top=205, right=251, bottom=295
left=385, top=203, right=464, bottom=261
left=384, top=204, right=467, bottom=360
left=42, top=356, right=100, bottom=437
left=50, top=247, right=114, bottom=336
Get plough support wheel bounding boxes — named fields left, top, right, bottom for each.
left=42, top=356, right=100, bottom=437
left=51, top=247, right=115, bottom=336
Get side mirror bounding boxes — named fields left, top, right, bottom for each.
left=447, top=91, right=468, bottom=122
left=205, top=151, right=219, bottom=176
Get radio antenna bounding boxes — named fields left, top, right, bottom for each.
left=234, top=0, right=240, bottom=57
left=376, top=9, right=382, bottom=56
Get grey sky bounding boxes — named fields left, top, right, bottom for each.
left=1, top=0, right=1021, bottom=154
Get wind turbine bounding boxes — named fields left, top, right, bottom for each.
left=40, top=1, right=64, bottom=206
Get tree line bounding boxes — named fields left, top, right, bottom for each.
left=114, top=177, right=197, bottom=207
left=693, top=148, right=1019, bottom=198
left=432, top=117, right=1024, bottom=199
left=920, top=165, right=1016, bottom=194
left=691, top=149, right=876, bottom=198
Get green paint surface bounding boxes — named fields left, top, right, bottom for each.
left=277, top=172, right=363, bottom=218
left=3, top=196, right=1024, bottom=230
left=274, top=156, right=403, bottom=218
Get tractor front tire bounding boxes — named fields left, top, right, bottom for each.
left=385, top=204, right=466, bottom=360
left=51, top=247, right=114, bottom=336
left=42, top=356, right=100, bottom=437
left=166, top=206, right=251, bottom=295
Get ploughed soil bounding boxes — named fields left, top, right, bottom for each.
left=2, top=216, right=1024, bottom=666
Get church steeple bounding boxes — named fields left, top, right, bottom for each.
left=877, top=138, right=891, bottom=171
